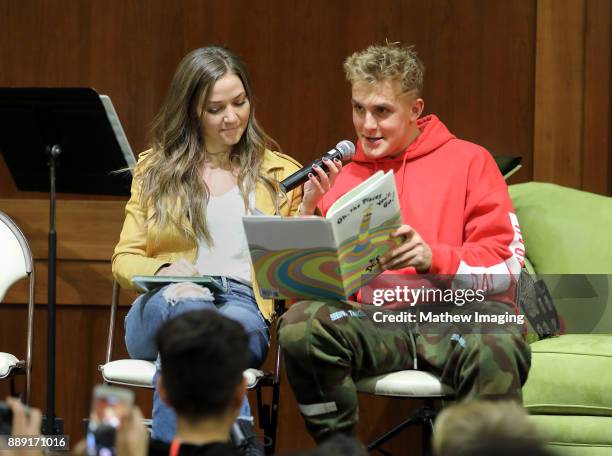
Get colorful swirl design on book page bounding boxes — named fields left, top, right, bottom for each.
left=338, top=211, right=403, bottom=294
left=250, top=247, right=345, bottom=299
left=250, top=211, right=402, bottom=300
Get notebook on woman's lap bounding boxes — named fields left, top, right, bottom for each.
left=131, top=275, right=228, bottom=293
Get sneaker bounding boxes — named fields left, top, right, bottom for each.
left=230, top=418, right=265, bottom=456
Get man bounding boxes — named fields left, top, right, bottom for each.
left=149, top=309, right=252, bottom=456
left=279, top=43, right=531, bottom=442
left=87, top=310, right=252, bottom=456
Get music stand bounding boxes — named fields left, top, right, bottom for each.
left=494, top=155, right=522, bottom=179
left=0, top=88, right=136, bottom=434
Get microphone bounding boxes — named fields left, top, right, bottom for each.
left=279, top=140, right=355, bottom=193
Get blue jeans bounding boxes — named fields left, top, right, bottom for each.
left=124, top=278, right=270, bottom=442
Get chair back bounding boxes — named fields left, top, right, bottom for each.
left=0, top=211, right=35, bottom=403
left=0, top=212, right=33, bottom=301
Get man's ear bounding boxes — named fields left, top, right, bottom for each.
left=157, top=374, right=171, bottom=406
left=411, top=98, right=425, bottom=120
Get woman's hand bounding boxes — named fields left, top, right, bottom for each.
left=156, top=258, right=199, bottom=276
left=299, top=157, right=343, bottom=215
left=379, top=225, right=432, bottom=273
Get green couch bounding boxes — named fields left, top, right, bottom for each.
left=510, top=182, right=612, bottom=456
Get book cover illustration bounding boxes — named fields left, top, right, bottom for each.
left=244, top=170, right=402, bottom=299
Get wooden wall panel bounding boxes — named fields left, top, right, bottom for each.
left=583, top=0, right=611, bottom=195
left=534, top=0, right=612, bottom=195
left=4, top=260, right=138, bottom=306
left=0, top=199, right=127, bottom=261
left=534, top=0, right=586, bottom=188
left=0, top=199, right=137, bottom=305
left=0, top=0, right=536, bottom=195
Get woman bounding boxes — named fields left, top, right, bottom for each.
left=112, top=46, right=341, bottom=445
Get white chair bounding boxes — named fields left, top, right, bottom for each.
left=98, top=281, right=157, bottom=389
left=99, top=282, right=271, bottom=390
left=0, top=211, right=35, bottom=404
left=357, top=371, right=455, bottom=455
left=99, top=281, right=282, bottom=452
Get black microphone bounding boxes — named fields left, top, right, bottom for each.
left=279, top=140, right=355, bottom=193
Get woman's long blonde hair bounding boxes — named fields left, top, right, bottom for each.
left=137, top=46, right=281, bottom=245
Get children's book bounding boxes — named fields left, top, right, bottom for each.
left=242, top=170, right=402, bottom=300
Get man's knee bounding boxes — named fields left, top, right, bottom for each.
left=463, top=331, right=530, bottom=362
left=278, top=301, right=320, bottom=355
left=463, top=333, right=532, bottom=396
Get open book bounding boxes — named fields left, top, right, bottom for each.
left=243, top=170, right=402, bottom=300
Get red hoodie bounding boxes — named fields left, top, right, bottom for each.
left=319, top=115, right=525, bottom=298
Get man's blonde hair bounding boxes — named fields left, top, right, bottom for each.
left=343, top=43, right=425, bottom=95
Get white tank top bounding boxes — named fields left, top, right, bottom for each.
left=195, top=186, right=254, bottom=285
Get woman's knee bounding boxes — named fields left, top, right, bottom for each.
left=124, top=286, right=217, bottom=359
left=219, top=302, right=269, bottom=366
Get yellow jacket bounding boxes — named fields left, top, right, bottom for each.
left=112, top=149, right=302, bottom=319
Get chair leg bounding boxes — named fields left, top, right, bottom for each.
left=256, top=374, right=281, bottom=455
left=266, top=375, right=280, bottom=455
left=366, top=400, right=438, bottom=455
left=421, top=399, right=435, bottom=456
left=255, top=385, right=268, bottom=441
left=10, top=375, right=18, bottom=398
left=367, top=411, right=423, bottom=452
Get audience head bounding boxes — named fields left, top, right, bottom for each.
left=433, top=400, right=546, bottom=456
left=284, top=434, right=367, bottom=456
left=155, top=309, right=249, bottom=422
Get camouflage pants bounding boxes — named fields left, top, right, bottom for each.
left=278, top=299, right=531, bottom=441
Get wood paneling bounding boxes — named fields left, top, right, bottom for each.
left=4, top=260, right=137, bottom=306
left=583, top=0, right=611, bottom=195
left=534, top=0, right=612, bottom=195
left=0, top=199, right=127, bottom=261
left=0, top=199, right=136, bottom=305
left=0, top=0, right=536, bottom=194
left=534, top=0, right=586, bottom=188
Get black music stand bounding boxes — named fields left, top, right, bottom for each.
left=494, top=155, right=522, bottom=179
left=0, top=88, right=136, bottom=434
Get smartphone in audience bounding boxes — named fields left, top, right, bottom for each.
left=86, top=385, right=134, bottom=456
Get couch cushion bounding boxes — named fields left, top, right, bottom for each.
left=523, top=335, right=612, bottom=416
left=530, top=415, right=612, bottom=454
left=509, top=183, right=612, bottom=274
